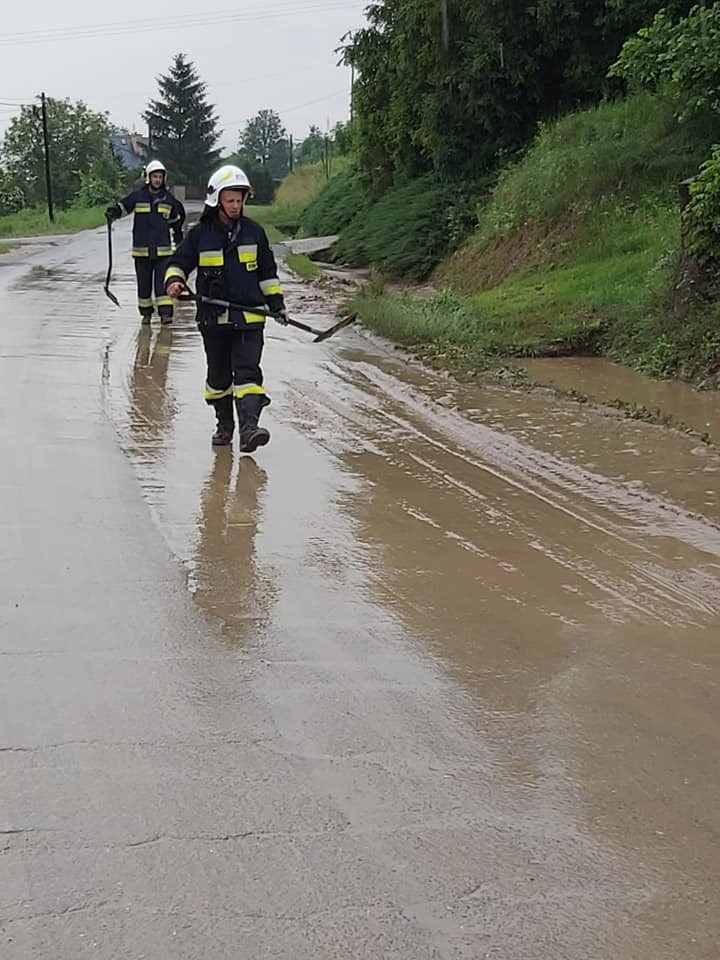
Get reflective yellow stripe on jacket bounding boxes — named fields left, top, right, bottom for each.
left=237, top=244, right=258, bottom=270
left=260, top=277, right=283, bottom=297
left=165, top=265, right=186, bottom=284
left=199, top=250, right=224, bottom=267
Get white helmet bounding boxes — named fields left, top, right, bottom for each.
left=205, top=164, right=252, bottom=207
left=145, top=159, right=166, bottom=182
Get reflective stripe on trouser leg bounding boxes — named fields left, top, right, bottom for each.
left=153, top=259, right=173, bottom=317
left=156, top=296, right=174, bottom=315
left=205, top=383, right=234, bottom=402
left=233, top=383, right=267, bottom=400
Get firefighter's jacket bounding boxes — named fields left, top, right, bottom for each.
left=118, top=185, right=185, bottom=259
left=165, top=214, right=285, bottom=329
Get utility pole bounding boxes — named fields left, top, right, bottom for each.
left=40, top=92, right=54, bottom=223
left=440, top=0, right=449, bottom=51
left=289, top=134, right=294, bottom=173
left=350, top=62, right=355, bottom=122
left=340, top=30, right=356, bottom=123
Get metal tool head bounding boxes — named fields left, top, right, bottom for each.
left=313, top=313, right=357, bottom=343
left=103, top=286, right=120, bottom=307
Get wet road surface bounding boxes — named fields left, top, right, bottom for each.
left=1, top=225, right=720, bottom=958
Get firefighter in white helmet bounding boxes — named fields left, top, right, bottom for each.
left=106, top=160, right=185, bottom=325
left=165, top=165, right=286, bottom=452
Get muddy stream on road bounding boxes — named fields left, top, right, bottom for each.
left=4, top=230, right=719, bottom=956
left=104, top=257, right=720, bottom=953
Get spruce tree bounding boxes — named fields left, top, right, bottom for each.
left=144, top=53, right=221, bottom=186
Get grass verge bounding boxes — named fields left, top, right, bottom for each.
left=286, top=252, right=320, bottom=281
left=0, top=205, right=107, bottom=238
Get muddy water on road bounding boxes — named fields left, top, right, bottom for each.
left=9, top=232, right=718, bottom=955
left=519, top=354, right=720, bottom=439
left=99, top=257, right=720, bottom=955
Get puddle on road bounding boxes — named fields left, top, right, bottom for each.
left=518, top=355, right=720, bottom=440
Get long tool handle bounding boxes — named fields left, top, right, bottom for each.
left=179, top=292, right=321, bottom=336
left=177, top=289, right=355, bottom=342
left=103, top=221, right=120, bottom=306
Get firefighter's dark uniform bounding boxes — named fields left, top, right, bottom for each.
left=164, top=212, right=284, bottom=448
left=107, top=185, right=185, bottom=322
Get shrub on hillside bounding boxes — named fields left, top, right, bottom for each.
left=332, top=175, right=484, bottom=279
left=610, top=4, right=720, bottom=126
left=299, top=165, right=365, bottom=236
left=684, top=146, right=720, bottom=263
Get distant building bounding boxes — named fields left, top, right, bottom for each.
left=110, top=131, right=148, bottom=170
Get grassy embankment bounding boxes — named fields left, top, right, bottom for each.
left=250, top=158, right=352, bottom=274
left=305, top=95, right=719, bottom=385
left=0, top=205, right=107, bottom=239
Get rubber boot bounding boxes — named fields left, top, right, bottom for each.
left=140, top=312, right=152, bottom=326
left=236, top=394, right=270, bottom=453
left=211, top=395, right=235, bottom=446
left=160, top=315, right=173, bottom=326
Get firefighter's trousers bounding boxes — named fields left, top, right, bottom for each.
left=134, top=257, right=174, bottom=319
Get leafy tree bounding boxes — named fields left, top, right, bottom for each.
left=332, top=120, right=355, bottom=156
left=238, top=109, right=289, bottom=179
left=610, top=3, right=720, bottom=123
left=296, top=125, right=326, bottom=166
left=144, top=53, right=221, bottom=186
left=0, top=169, right=24, bottom=216
left=0, top=98, right=123, bottom=209
left=341, top=0, right=697, bottom=184
left=684, top=144, right=720, bottom=263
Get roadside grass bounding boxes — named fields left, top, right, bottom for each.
left=0, top=205, right=107, bottom=238
left=352, top=197, right=678, bottom=357
left=285, top=252, right=321, bottom=281
left=250, top=158, right=353, bottom=240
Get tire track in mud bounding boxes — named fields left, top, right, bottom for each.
left=276, top=351, right=720, bottom=629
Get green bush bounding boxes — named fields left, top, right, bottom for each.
left=684, top=145, right=720, bottom=262
left=331, top=175, right=484, bottom=279
left=610, top=4, right=720, bottom=125
left=299, top=164, right=365, bottom=236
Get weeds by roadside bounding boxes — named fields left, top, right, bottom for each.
left=0, top=205, right=106, bottom=238
left=286, top=253, right=320, bottom=281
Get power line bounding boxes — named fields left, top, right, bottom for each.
left=0, top=0, right=354, bottom=38
left=0, top=1, right=360, bottom=47
left=225, top=88, right=350, bottom=128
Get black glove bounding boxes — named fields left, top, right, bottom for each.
left=105, top=203, right=121, bottom=223
left=275, top=308, right=288, bottom=325
left=196, top=269, right=228, bottom=326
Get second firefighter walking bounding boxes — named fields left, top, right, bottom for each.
left=106, top=160, right=185, bottom=326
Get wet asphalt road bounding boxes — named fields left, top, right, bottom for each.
left=1, top=223, right=720, bottom=958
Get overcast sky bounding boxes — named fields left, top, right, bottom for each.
left=0, top=0, right=368, bottom=152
